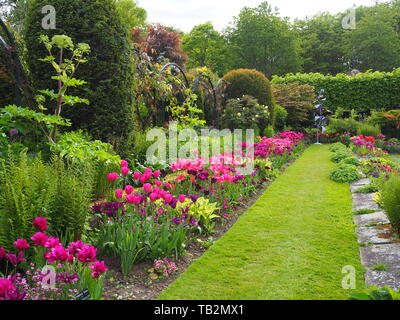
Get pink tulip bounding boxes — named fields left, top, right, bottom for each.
left=133, top=172, right=141, bottom=180
left=153, top=170, right=161, bottom=178
left=125, top=185, right=134, bottom=195
left=107, top=173, right=119, bottom=181
left=14, top=239, right=29, bottom=251
left=154, top=180, right=163, bottom=187
left=33, top=217, right=48, bottom=232
left=115, top=189, right=124, bottom=199
left=121, top=167, right=130, bottom=176
left=149, top=193, right=158, bottom=202
left=121, top=160, right=129, bottom=168
left=143, top=183, right=152, bottom=193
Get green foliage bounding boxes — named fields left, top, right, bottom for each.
left=263, top=125, right=275, bottom=138
left=273, top=104, right=287, bottom=131
left=325, top=118, right=361, bottom=135
left=272, top=82, right=315, bottom=128
left=50, top=158, right=94, bottom=242
left=182, top=23, right=232, bottom=76
left=50, top=131, right=120, bottom=199
left=328, top=143, right=347, bottom=153
left=95, top=213, right=188, bottom=277
left=220, top=95, right=270, bottom=133
left=355, top=184, right=379, bottom=194
left=272, top=70, right=400, bottom=113
left=340, top=157, right=360, bottom=166
left=294, top=13, right=347, bottom=75
left=356, top=123, right=381, bottom=137
left=115, top=0, right=147, bottom=31
left=368, top=110, right=400, bottom=139
left=224, top=2, right=302, bottom=77
left=331, top=149, right=353, bottom=164
left=330, top=163, right=362, bottom=183
left=24, top=0, right=134, bottom=143
left=350, top=286, right=400, bottom=300
left=382, top=174, right=400, bottom=230
left=0, top=150, right=94, bottom=249
left=177, top=197, right=219, bottom=233
left=223, top=68, right=274, bottom=122
left=348, top=9, right=400, bottom=72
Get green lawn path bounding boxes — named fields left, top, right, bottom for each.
left=160, top=144, right=364, bottom=300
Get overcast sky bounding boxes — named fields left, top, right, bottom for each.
left=137, top=0, right=378, bottom=32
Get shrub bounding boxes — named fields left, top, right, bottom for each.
left=263, top=126, right=275, bottom=138
left=330, top=164, right=362, bottom=183
left=50, top=131, right=120, bottom=199
left=326, top=118, right=361, bottom=135
left=24, top=0, right=134, bottom=143
left=272, top=70, right=400, bottom=113
left=273, top=104, right=288, bottom=131
left=331, top=150, right=353, bottom=163
left=223, top=69, right=274, bottom=122
left=357, top=123, right=381, bottom=137
left=272, top=82, right=315, bottom=128
left=368, top=110, right=400, bottom=139
left=382, top=174, right=400, bottom=230
left=132, top=24, right=187, bottom=66
left=329, top=142, right=347, bottom=152
left=341, top=157, right=360, bottom=166
left=220, top=95, right=270, bottom=133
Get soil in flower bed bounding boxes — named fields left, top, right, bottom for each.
left=102, top=156, right=302, bottom=300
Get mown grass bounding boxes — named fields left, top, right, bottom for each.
left=160, top=145, right=364, bottom=300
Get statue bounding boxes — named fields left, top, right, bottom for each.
left=314, top=89, right=329, bottom=144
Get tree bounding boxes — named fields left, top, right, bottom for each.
left=224, top=1, right=302, bottom=77
left=24, top=0, right=134, bottom=145
left=182, top=22, right=232, bottom=76
left=347, top=6, right=400, bottom=72
left=294, top=13, right=348, bottom=75
left=133, top=24, right=187, bottom=66
left=115, top=0, right=147, bottom=32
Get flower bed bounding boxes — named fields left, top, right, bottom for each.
left=0, top=131, right=308, bottom=300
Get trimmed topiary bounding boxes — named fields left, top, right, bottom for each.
left=24, top=0, right=134, bottom=143
left=330, top=164, right=362, bottom=183
left=223, top=69, right=274, bottom=123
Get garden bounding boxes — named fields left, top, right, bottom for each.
left=0, top=0, right=400, bottom=303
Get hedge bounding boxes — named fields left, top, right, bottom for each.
left=272, top=70, right=400, bottom=113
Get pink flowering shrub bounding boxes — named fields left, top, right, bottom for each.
left=0, top=218, right=107, bottom=300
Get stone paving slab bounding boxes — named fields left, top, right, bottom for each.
left=364, top=269, right=400, bottom=290
left=352, top=193, right=381, bottom=211
left=357, top=225, right=398, bottom=244
left=360, top=244, right=400, bottom=269
left=354, top=211, right=390, bottom=227
left=350, top=178, right=371, bottom=188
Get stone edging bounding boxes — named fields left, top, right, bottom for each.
left=351, top=176, right=400, bottom=290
